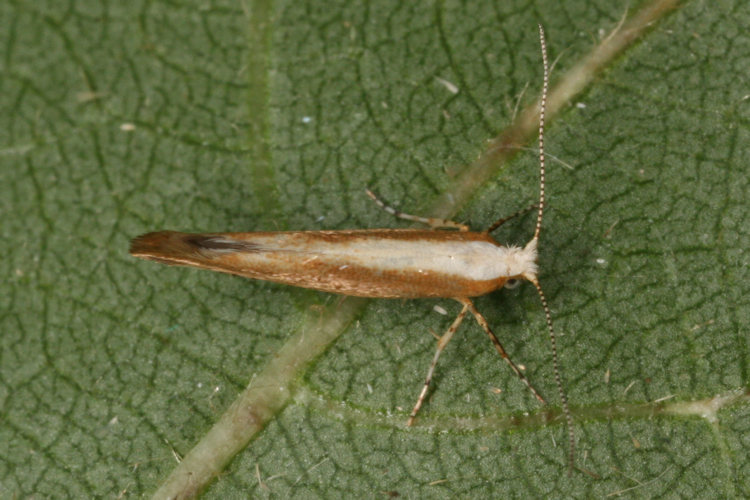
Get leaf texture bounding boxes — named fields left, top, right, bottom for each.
left=1, top=0, right=748, bottom=497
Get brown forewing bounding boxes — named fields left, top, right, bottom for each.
left=130, top=230, right=509, bottom=298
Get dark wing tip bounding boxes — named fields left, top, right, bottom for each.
left=130, top=231, right=259, bottom=265
left=129, top=231, right=206, bottom=266
left=129, top=231, right=182, bottom=257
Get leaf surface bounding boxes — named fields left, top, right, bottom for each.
left=1, top=0, right=748, bottom=498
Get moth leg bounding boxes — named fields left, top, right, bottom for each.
left=407, top=302, right=470, bottom=426
left=485, top=203, right=538, bottom=233
left=365, top=188, right=469, bottom=231
left=459, top=297, right=546, bottom=404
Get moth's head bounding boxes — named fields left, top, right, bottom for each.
left=520, top=237, right=539, bottom=282
left=496, top=238, right=538, bottom=288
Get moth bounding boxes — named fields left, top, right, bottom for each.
left=131, top=25, right=575, bottom=471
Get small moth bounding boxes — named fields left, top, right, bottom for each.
left=131, top=26, right=575, bottom=471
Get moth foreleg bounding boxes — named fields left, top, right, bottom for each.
left=485, top=203, right=538, bottom=233
left=459, top=297, right=546, bottom=404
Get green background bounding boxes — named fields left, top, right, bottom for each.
left=2, top=0, right=749, bottom=497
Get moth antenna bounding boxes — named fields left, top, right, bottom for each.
left=532, top=277, right=575, bottom=474
left=536, top=24, right=575, bottom=474
left=534, top=23, right=549, bottom=242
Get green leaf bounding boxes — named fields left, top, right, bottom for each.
left=2, top=0, right=749, bottom=498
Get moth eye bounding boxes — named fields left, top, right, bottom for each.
left=504, top=279, right=521, bottom=289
